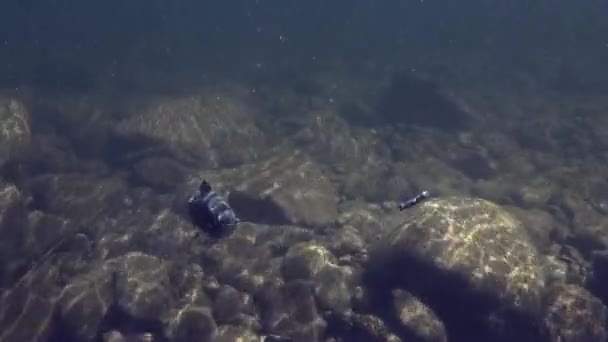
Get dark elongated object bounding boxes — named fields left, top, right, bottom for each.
left=399, top=190, right=430, bottom=211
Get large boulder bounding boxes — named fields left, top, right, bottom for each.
left=114, top=91, right=268, bottom=168
left=373, top=197, right=547, bottom=339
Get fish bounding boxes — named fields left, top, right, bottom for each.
left=399, top=190, right=430, bottom=210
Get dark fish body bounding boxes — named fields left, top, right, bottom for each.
left=188, top=180, right=239, bottom=238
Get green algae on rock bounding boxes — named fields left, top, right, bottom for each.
left=381, top=197, right=546, bottom=314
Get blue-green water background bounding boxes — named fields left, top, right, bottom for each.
left=2, top=1, right=607, bottom=91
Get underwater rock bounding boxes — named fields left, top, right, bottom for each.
left=376, top=70, right=473, bottom=131
left=25, top=173, right=132, bottom=228
left=326, top=225, right=367, bottom=259
left=326, top=311, right=401, bottom=342
left=214, top=325, right=260, bottom=342
left=212, top=285, right=258, bottom=328
left=113, top=92, right=267, bottom=167
left=0, top=183, right=29, bottom=287
left=282, top=242, right=355, bottom=313
left=336, top=201, right=403, bottom=244
left=505, top=206, right=567, bottom=252
left=102, top=330, right=126, bottom=342
left=543, top=284, right=607, bottom=342
left=257, top=280, right=326, bottom=341
left=549, top=190, right=608, bottom=251
left=0, top=98, right=31, bottom=166
left=57, top=260, right=116, bottom=340
left=197, top=222, right=316, bottom=296
left=512, top=180, right=554, bottom=209
left=197, top=151, right=339, bottom=228
left=0, top=229, right=93, bottom=342
left=377, top=197, right=546, bottom=321
left=110, top=253, right=175, bottom=322
left=0, top=265, right=60, bottom=342
left=2, top=133, right=86, bottom=180
left=392, top=289, right=447, bottom=342
left=0, top=182, right=25, bottom=238
left=25, top=211, right=77, bottom=260
left=542, top=245, right=591, bottom=288
left=289, top=109, right=391, bottom=174
left=57, top=252, right=211, bottom=341
left=282, top=242, right=337, bottom=281
left=313, top=264, right=354, bottom=313
left=97, top=209, right=197, bottom=261
left=169, top=307, right=217, bottom=342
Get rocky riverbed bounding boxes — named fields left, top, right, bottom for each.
left=1, top=70, right=608, bottom=342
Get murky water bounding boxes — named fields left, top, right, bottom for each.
left=1, top=1, right=608, bottom=341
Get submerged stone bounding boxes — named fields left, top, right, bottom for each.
left=257, top=280, right=326, bottom=341
left=385, top=197, right=545, bottom=310
left=114, top=92, right=268, bottom=167
left=373, top=196, right=546, bottom=337
left=282, top=242, right=337, bottom=281
left=0, top=183, right=29, bottom=288
left=0, top=98, right=31, bottom=166
left=56, top=252, right=211, bottom=341
left=392, top=289, right=447, bottom=342
left=543, top=284, right=607, bottom=342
